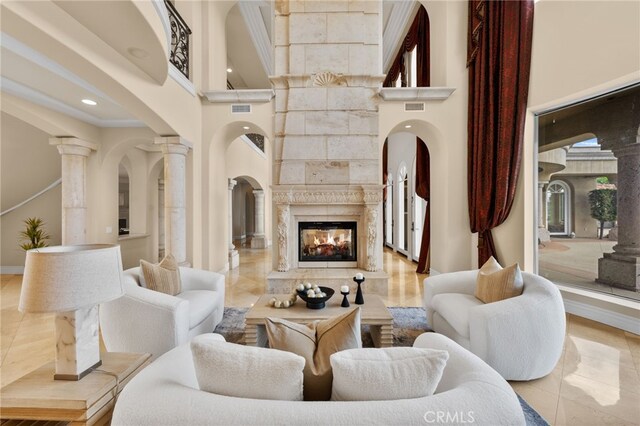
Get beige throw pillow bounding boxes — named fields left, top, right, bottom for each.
left=140, top=254, right=182, bottom=296
left=475, top=256, right=524, bottom=303
left=265, top=308, right=362, bottom=401
left=330, top=347, right=449, bottom=401
left=191, top=334, right=305, bottom=401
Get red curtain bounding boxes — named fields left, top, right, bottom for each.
left=467, top=0, right=535, bottom=265
left=415, top=139, right=430, bottom=273
left=383, top=6, right=431, bottom=87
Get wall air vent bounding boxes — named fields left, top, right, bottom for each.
left=231, top=104, right=251, bottom=113
left=404, top=102, right=425, bottom=112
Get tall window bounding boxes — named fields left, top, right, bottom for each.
left=398, top=164, right=408, bottom=253
left=385, top=174, right=393, bottom=246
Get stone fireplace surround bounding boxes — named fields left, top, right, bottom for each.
left=267, top=185, right=388, bottom=295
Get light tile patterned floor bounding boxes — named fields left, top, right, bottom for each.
left=1, top=247, right=639, bottom=425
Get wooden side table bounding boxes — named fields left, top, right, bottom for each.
left=0, top=352, right=151, bottom=426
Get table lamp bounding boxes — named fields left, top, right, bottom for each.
left=19, top=244, right=124, bottom=380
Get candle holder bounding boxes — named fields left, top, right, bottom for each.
left=353, top=277, right=365, bottom=305
left=340, top=291, right=350, bottom=307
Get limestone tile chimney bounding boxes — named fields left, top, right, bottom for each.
left=268, top=0, right=388, bottom=294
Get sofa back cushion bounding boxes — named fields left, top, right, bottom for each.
left=475, top=256, right=524, bottom=303
left=265, top=308, right=361, bottom=401
left=191, top=334, right=305, bottom=401
left=330, top=347, right=449, bottom=401
left=140, top=254, right=182, bottom=296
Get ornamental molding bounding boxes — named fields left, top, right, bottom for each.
left=312, top=71, right=346, bottom=87
left=272, top=185, right=383, bottom=205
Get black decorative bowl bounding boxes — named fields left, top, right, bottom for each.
left=296, top=286, right=335, bottom=309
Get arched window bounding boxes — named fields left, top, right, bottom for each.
left=547, top=180, right=571, bottom=236
left=385, top=174, right=393, bottom=246
left=398, top=163, right=408, bottom=253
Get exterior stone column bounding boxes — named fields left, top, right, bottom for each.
left=155, top=136, right=191, bottom=266
left=50, top=137, right=98, bottom=245
left=597, top=143, right=640, bottom=290
left=228, top=179, right=239, bottom=269
left=251, top=189, right=267, bottom=248
left=537, top=181, right=551, bottom=243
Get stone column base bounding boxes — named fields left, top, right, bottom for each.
left=250, top=236, right=267, bottom=249
left=229, top=249, right=240, bottom=269
left=538, top=227, right=551, bottom=243
left=597, top=252, right=640, bottom=291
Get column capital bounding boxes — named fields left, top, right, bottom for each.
left=228, top=179, right=237, bottom=190
left=49, top=137, right=98, bottom=156
left=154, top=136, right=192, bottom=155
left=612, top=142, right=640, bottom=158
left=252, top=189, right=265, bottom=196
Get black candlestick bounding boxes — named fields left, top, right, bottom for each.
left=353, top=277, right=365, bottom=305
left=341, top=291, right=350, bottom=307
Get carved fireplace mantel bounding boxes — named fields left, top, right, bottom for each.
left=272, top=185, right=383, bottom=272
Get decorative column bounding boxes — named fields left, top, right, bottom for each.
left=597, top=143, right=640, bottom=291
left=538, top=181, right=551, bottom=243
left=251, top=189, right=267, bottom=248
left=155, top=136, right=191, bottom=266
left=276, top=204, right=290, bottom=272
left=50, top=137, right=98, bottom=245
left=228, top=179, right=239, bottom=269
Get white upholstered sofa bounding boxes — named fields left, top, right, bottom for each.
left=112, top=333, right=525, bottom=426
left=100, top=267, right=225, bottom=358
left=424, top=270, right=565, bottom=380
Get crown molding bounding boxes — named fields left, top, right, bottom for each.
left=202, top=89, right=275, bottom=103
left=1, top=77, right=145, bottom=128
left=379, top=87, right=456, bottom=101
left=239, top=1, right=273, bottom=76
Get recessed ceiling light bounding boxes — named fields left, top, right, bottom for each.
left=227, top=68, right=233, bottom=73
left=82, top=99, right=97, bottom=106
left=404, top=124, right=412, bottom=129
left=243, top=126, right=250, bottom=130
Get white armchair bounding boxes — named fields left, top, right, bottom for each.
left=424, top=270, right=565, bottom=380
left=100, top=267, right=225, bottom=359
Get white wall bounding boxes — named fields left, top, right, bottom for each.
left=379, top=0, right=472, bottom=274
left=0, top=113, right=62, bottom=270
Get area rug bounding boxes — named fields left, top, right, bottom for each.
left=214, top=307, right=429, bottom=346
left=214, top=307, right=549, bottom=426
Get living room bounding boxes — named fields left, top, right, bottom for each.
left=1, top=0, right=639, bottom=425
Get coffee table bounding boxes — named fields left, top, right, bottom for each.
left=245, top=294, right=393, bottom=347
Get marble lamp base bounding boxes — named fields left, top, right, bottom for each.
left=54, top=305, right=101, bottom=380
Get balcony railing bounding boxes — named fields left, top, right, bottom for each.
left=245, top=133, right=265, bottom=152
left=165, top=0, right=191, bottom=79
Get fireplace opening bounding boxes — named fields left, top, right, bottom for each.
left=299, top=221, right=357, bottom=265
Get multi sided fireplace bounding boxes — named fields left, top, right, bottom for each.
left=298, top=221, right=357, bottom=268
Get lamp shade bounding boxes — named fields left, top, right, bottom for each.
left=19, top=244, right=124, bottom=313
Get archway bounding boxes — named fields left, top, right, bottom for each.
left=230, top=175, right=265, bottom=249
left=547, top=180, right=572, bottom=236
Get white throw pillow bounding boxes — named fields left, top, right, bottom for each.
left=191, top=334, right=305, bottom=401
left=330, top=347, right=449, bottom=401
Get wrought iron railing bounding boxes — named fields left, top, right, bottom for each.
left=227, top=80, right=235, bottom=90
left=165, top=0, right=191, bottom=79
left=245, top=133, right=265, bottom=152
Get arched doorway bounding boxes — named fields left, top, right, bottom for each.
left=547, top=180, right=571, bottom=236
left=382, top=132, right=429, bottom=266
left=230, top=175, right=265, bottom=249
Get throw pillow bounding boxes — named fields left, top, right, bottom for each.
left=265, top=308, right=362, bottom=401
left=140, top=254, right=182, bottom=296
left=330, top=347, right=449, bottom=401
left=191, top=334, right=305, bottom=401
left=475, top=256, right=524, bottom=303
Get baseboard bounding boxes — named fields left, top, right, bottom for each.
left=562, top=295, right=640, bottom=335
left=1, top=266, right=24, bottom=274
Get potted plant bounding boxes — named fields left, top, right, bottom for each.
left=19, top=217, right=51, bottom=250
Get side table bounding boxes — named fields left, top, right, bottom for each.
left=0, top=352, right=151, bottom=426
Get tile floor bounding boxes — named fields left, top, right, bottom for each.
left=1, top=246, right=639, bottom=425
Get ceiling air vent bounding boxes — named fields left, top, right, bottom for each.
left=231, top=104, right=251, bottom=114
left=404, top=102, right=425, bottom=112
